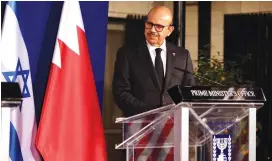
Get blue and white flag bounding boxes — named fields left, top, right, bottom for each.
left=1, top=1, right=41, bottom=161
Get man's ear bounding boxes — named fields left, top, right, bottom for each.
left=168, top=26, right=175, bottom=36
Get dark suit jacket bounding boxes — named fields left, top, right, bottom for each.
left=112, top=40, right=195, bottom=117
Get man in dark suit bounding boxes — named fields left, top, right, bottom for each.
left=112, top=6, right=195, bottom=117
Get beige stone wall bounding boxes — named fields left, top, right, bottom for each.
left=108, top=1, right=173, bottom=18
left=185, top=3, right=199, bottom=70
left=108, top=1, right=153, bottom=18
left=211, top=1, right=272, bottom=60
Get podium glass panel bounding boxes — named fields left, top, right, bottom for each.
left=115, top=102, right=263, bottom=161
left=115, top=104, right=175, bottom=150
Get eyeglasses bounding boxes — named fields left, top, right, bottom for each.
left=144, top=21, right=172, bottom=32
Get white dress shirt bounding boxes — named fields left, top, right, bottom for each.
left=146, top=40, right=167, bottom=76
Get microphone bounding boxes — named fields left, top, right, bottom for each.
left=174, top=67, right=225, bottom=87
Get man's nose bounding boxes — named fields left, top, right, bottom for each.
left=150, top=25, right=156, bottom=32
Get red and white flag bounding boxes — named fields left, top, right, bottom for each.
left=35, top=1, right=107, bottom=161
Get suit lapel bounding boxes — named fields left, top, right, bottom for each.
left=137, top=42, right=161, bottom=91
left=163, top=42, right=175, bottom=93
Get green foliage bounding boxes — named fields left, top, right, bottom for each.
left=194, top=45, right=254, bottom=87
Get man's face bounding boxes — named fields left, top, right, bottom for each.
left=144, top=12, right=174, bottom=47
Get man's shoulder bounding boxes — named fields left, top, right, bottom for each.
left=166, top=41, right=190, bottom=55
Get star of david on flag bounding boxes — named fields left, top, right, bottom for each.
left=2, top=59, right=31, bottom=98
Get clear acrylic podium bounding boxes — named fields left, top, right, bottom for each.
left=115, top=86, right=266, bottom=161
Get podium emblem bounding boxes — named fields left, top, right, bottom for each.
left=212, top=134, right=232, bottom=161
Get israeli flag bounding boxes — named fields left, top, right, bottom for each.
left=1, top=2, right=41, bottom=161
